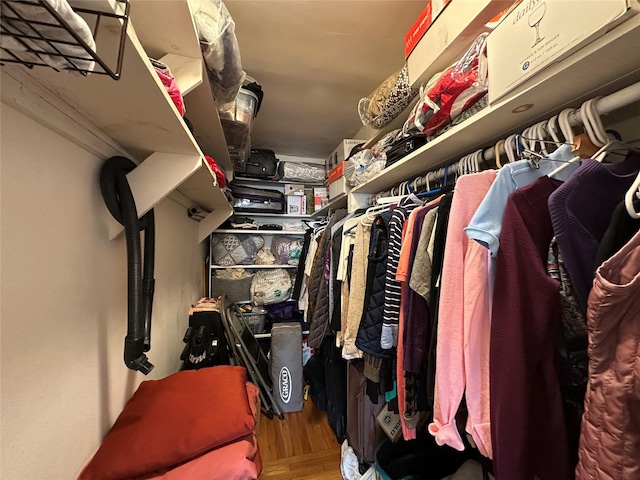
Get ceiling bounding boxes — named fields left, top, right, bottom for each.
left=224, top=0, right=426, bottom=159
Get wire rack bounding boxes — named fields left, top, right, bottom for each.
left=0, top=0, right=130, bottom=80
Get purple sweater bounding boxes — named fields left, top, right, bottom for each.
left=491, top=176, right=572, bottom=480
left=548, top=155, right=640, bottom=311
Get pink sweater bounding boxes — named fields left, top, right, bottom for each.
left=428, top=170, right=496, bottom=457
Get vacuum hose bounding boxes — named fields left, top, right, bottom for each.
left=100, top=156, right=155, bottom=375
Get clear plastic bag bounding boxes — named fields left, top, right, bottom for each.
left=250, top=269, right=292, bottom=305
left=188, top=0, right=245, bottom=106
left=344, top=149, right=385, bottom=186
left=402, top=33, right=489, bottom=138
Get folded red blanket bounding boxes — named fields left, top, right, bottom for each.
left=78, top=366, right=258, bottom=480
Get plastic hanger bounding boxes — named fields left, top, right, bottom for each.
left=504, top=134, right=519, bottom=163
left=494, top=139, right=505, bottom=168
left=625, top=171, right=640, bottom=218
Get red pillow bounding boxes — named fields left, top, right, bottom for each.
left=78, top=366, right=255, bottom=480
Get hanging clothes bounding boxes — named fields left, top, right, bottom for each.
left=594, top=199, right=640, bottom=269
left=308, top=209, right=347, bottom=349
left=490, top=176, right=572, bottom=480
left=575, top=229, right=640, bottom=480
left=549, top=155, right=640, bottom=311
left=380, top=195, right=424, bottom=349
left=342, top=219, right=372, bottom=359
left=356, top=210, right=394, bottom=359
left=464, top=144, right=577, bottom=256
left=429, top=170, right=496, bottom=458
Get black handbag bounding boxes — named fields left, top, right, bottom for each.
left=244, top=148, right=278, bottom=178
left=385, top=135, right=428, bottom=167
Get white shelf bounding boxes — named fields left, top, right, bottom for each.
left=232, top=177, right=325, bottom=187
left=311, top=194, right=347, bottom=218
left=214, top=229, right=306, bottom=235
left=241, top=213, right=312, bottom=219
left=3, top=0, right=235, bottom=242
left=211, top=264, right=299, bottom=269
left=349, top=15, right=640, bottom=196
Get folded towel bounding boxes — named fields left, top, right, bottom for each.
left=1, top=0, right=96, bottom=72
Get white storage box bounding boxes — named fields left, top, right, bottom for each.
left=287, top=195, right=307, bottom=215
left=325, top=139, right=367, bottom=174
left=487, top=0, right=639, bottom=103
left=329, top=176, right=351, bottom=200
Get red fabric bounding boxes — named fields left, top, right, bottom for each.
left=204, top=155, right=227, bottom=188
left=78, top=366, right=256, bottom=480
left=155, top=69, right=185, bottom=116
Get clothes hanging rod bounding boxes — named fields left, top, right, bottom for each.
left=483, top=80, right=640, bottom=162
left=379, top=80, right=640, bottom=197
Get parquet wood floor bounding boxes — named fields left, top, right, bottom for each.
left=258, top=399, right=342, bottom=479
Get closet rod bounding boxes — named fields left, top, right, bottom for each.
left=483, top=80, right=640, bottom=162
left=379, top=80, right=640, bottom=198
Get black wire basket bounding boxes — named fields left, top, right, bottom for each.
left=0, top=0, right=129, bottom=80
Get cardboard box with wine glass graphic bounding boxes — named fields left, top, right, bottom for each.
left=487, top=0, right=639, bottom=103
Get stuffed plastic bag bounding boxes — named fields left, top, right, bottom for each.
left=402, top=33, right=488, bottom=138
left=344, top=149, right=385, bottom=187
left=188, top=0, right=245, bottom=106
left=250, top=269, right=292, bottom=305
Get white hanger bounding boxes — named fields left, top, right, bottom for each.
left=505, top=134, right=519, bottom=163
left=558, top=108, right=576, bottom=145
left=547, top=115, right=563, bottom=145
left=625, top=171, right=640, bottom=218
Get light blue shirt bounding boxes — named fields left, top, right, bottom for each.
left=464, top=144, right=578, bottom=256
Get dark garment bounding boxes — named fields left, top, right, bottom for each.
left=491, top=177, right=572, bottom=480
left=308, top=210, right=347, bottom=349
left=403, top=204, right=437, bottom=373
left=293, top=229, right=313, bottom=301
left=330, top=225, right=344, bottom=332
left=547, top=237, right=588, bottom=468
left=548, top=155, right=640, bottom=311
left=356, top=211, right=393, bottom=358
left=594, top=198, right=640, bottom=270
left=425, top=193, right=453, bottom=415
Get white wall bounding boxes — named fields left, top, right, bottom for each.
left=0, top=103, right=205, bottom=478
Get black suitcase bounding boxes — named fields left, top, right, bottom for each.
left=385, top=135, right=428, bottom=167
left=244, top=149, right=278, bottom=179
left=231, top=185, right=285, bottom=214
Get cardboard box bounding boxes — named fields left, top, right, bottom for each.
left=487, top=0, right=638, bottom=103
left=327, top=161, right=347, bottom=185
left=404, top=0, right=453, bottom=58
left=329, top=177, right=351, bottom=200
left=287, top=195, right=306, bottom=215
left=313, top=187, right=328, bottom=211
left=284, top=184, right=305, bottom=196
left=325, top=139, right=367, bottom=174
left=407, top=0, right=511, bottom=87
left=376, top=404, right=402, bottom=442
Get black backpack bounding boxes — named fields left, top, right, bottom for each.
left=181, top=311, right=229, bottom=369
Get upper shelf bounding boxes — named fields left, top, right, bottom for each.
left=2, top=0, right=234, bottom=241
left=349, top=14, right=640, bottom=196
left=311, top=193, right=347, bottom=218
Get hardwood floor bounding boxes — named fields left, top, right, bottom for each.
left=258, top=398, right=343, bottom=479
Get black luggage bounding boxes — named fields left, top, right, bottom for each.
left=244, top=148, right=278, bottom=179
left=385, top=135, right=428, bottom=167
left=231, top=185, right=285, bottom=214
left=347, top=360, right=386, bottom=466
left=322, top=335, right=348, bottom=441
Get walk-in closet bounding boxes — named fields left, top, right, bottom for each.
left=1, top=1, right=639, bottom=479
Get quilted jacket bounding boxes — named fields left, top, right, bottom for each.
left=355, top=211, right=393, bottom=358
left=308, top=210, right=347, bottom=349
left=575, top=230, right=640, bottom=480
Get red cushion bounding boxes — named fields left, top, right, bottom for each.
left=78, top=366, right=255, bottom=480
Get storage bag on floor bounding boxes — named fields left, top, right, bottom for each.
left=270, top=323, right=303, bottom=413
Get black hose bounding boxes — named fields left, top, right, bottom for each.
left=100, top=156, right=155, bottom=375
